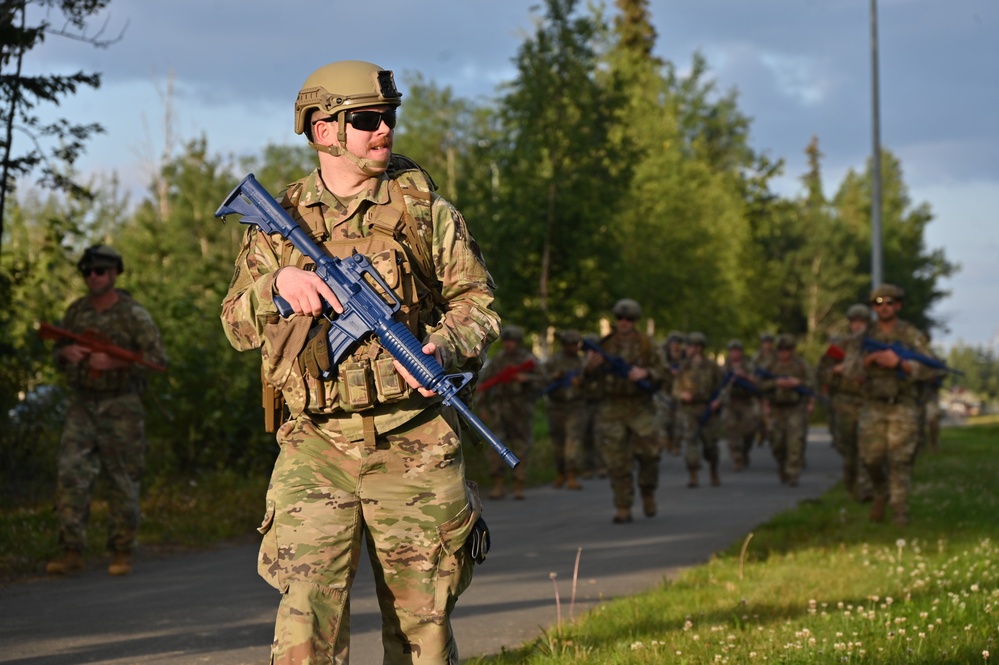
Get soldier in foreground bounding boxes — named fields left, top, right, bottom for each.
left=587, top=299, right=667, bottom=523
left=853, top=284, right=934, bottom=525
left=478, top=325, right=544, bottom=499
left=221, top=61, right=499, bottom=664
left=46, top=245, right=166, bottom=577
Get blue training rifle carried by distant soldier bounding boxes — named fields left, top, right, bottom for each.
left=215, top=173, right=519, bottom=468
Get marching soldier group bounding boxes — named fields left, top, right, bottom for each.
left=479, top=285, right=941, bottom=528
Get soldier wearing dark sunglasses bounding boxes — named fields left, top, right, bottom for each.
left=852, top=283, right=935, bottom=526
left=45, top=245, right=166, bottom=578
left=222, top=60, right=499, bottom=665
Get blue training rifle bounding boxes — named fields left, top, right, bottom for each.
left=215, top=173, right=519, bottom=468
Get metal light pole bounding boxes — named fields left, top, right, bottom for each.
left=870, top=0, right=884, bottom=289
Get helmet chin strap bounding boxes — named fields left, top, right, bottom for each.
left=309, top=113, right=389, bottom=177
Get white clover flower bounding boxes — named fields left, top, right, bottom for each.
left=630, top=641, right=644, bottom=650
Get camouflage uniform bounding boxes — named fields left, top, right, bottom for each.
left=751, top=336, right=776, bottom=446
left=656, top=334, right=686, bottom=455
left=221, top=164, right=499, bottom=664
left=852, top=318, right=934, bottom=525
left=542, top=335, right=586, bottom=486
left=589, top=329, right=667, bottom=518
left=918, top=377, right=943, bottom=453
left=672, top=352, right=725, bottom=481
left=477, top=343, right=544, bottom=487
left=759, top=344, right=814, bottom=486
left=817, top=331, right=873, bottom=500
left=577, top=353, right=606, bottom=478
left=54, top=290, right=165, bottom=555
left=720, top=355, right=762, bottom=471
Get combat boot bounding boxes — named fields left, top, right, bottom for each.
left=891, top=503, right=910, bottom=526
left=869, top=495, right=887, bottom=523
left=687, top=470, right=699, bottom=488
left=489, top=478, right=506, bottom=500
left=553, top=472, right=565, bottom=489
left=513, top=479, right=525, bottom=500
left=108, top=551, right=133, bottom=576
left=641, top=492, right=657, bottom=517
left=565, top=470, right=583, bottom=490
left=46, top=549, right=84, bottom=575
left=612, top=508, right=633, bottom=524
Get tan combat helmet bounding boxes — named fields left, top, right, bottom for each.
left=776, top=333, right=797, bottom=350
left=294, top=60, right=402, bottom=175
left=846, top=303, right=871, bottom=321
left=611, top=298, right=642, bottom=321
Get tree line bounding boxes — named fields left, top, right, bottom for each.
left=0, top=0, right=958, bottom=502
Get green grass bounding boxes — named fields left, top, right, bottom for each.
left=466, top=422, right=999, bottom=664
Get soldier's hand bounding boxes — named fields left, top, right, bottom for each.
left=585, top=350, right=604, bottom=371
left=88, top=352, right=129, bottom=372
left=627, top=366, right=650, bottom=383
left=274, top=267, right=343, bottom=318
left=60, top=344, right=91, bottom=364
left=393, top=342, right=442, bottom=398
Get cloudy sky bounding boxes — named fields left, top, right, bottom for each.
left=20, top=0, right=999, bottom=348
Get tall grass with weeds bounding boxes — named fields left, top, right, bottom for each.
left=467, top=423, right=999, bottom=664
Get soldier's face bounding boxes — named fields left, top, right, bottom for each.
left=82, top=265, right=117, bottom=296
left=849, top=318, right=868, bottom=334
left=729, top=348, right=743, bottom=363
left=872, top=297, right=900, bottom=322
left=615, top=317, right=636, bottom=334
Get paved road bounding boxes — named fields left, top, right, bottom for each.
left=0, top=429, right=841, bottom=664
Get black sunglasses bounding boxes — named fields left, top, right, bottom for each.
left=871, top=296, right=897, bottom=306
left=344, top=108, right=397, bottom=131
left=615, top=315, right=637, bottom=322
left=80, top=267, right=108, bottom=277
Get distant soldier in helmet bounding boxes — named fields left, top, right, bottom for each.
left=850, top=284, right=935, bottom=526
left=657, top=330, right=687, bottom=455
left=817, top=304, right=873, bottom=501
left=757, top=334, right=815, bottom=486
left=477, top=325, right=545, bottom=499
left=751, top=332, right=776, bottom=448
left=586, top=299, right=668, bottom=523
left=46, top=245, right=166, bottom=578
left=542, top=329, right=587, bottom=490
left=672, top=331, right=726, bottom=488
left=720, top=339, right=762, bottom=472
left=221, top=61, right=500, bottom=663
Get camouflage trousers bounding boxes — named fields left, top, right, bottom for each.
left=918, top=398, right=941, bottom=452
left=547, top=400, right=586, bottom=475
left=259, top=407, right=478, bottom=665
left=676, top=404, right=720, bottom=472
left=594, top=398, right=661, bottom=509
left=653, top=392, right=678, bottom=453
left=858, top=400, right=919, bottom=513
left=723, top=399, right=761, bottom=467
left=579, top=400, right=605, bottom=474
left=486, top=400, right=535, bottom=481
left=831, top=394, right=873, bottom=500
left=54, top=391, right=146, bottom=553
left=769, top=405, right=808, bottom=482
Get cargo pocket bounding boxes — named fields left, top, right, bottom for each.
left=433, top=501, right=477, bottom=614
left=257, top=501, right=287, bottom=592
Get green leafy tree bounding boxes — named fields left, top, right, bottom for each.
left=117, top=138, right=272, bottom=475
left=484, top=0, right=618, bottom=339
left=831, top=148, right=957, bottom=333
left=0, top=0, right=125, bottom=252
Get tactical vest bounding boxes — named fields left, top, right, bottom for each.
left=261, top=159, right=442, bottom=425
left=601, top=331, right=653, bottom=399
